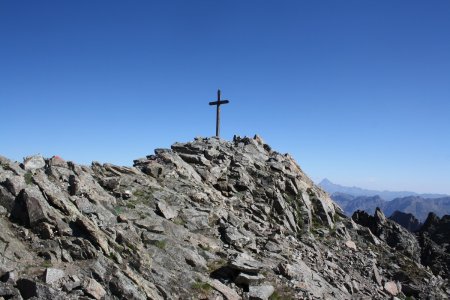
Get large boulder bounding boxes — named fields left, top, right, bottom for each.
left=10, top=189, right=48, bottom=227
left=22, top=155, right=46, bottom=171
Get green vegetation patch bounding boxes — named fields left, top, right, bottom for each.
left=113, top=206, right=124, bottom=216
left=172, top=216, right=186, bottom=226
left=41, top=260, right=52, bottom=268
left=154, top=240, right=167, bottom=249
left=207, top=258, right=227, bottom=272
left=268, top=286, right=295, bottom=300
left=133, top=188, right=156, bottom=203
left=192, top=280, right=212, bottom=293
left=24, top=171, right=34, bottom=185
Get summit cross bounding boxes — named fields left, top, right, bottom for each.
left=209, top=89, right=230, bottom=138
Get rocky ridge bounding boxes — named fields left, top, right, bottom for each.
left=416, top=213, right=450, bottom=279
left=388, top=211, right=422, bottom=232
left=0, top=135, right=448, bottom=299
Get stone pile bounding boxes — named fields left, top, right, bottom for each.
left=0, top=136, right=448, bottom=299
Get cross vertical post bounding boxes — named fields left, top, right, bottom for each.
left=209, top=89, right=229, bottom=138
left=216, top=90, right=221, bottom=137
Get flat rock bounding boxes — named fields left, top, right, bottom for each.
left=45, top=268, right=65, bottom=284
left=229, top=253, right=263, bottom=274
left=264, top=241, right=282, bottom=253
left=180, top=208, right=210, bottom=231
left=84, top=278, right=106, bottom=300
left=209, top=279, right=241, bottom=300
left=222, top=225, right=253, bottom=249
left=248, top=285, right=275, bottom=300
left=156, top=200, right=178, bottom=220
left=134, top=218, right=165, bottom=233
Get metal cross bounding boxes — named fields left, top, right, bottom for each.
left=209, top=89, right=229, bottom=137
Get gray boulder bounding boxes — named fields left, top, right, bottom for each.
left=22, top=155, right=45, bottom=170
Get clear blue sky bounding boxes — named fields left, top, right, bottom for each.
left=1, top=1, right=449, bottom=194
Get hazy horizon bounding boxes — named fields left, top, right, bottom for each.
left=317, top=177, right=449, bottom=196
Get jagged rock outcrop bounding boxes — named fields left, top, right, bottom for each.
left=420, top=212, right=450, bottom=245
left=0, top=136, right=448, bottom=299
left=416, top=213, right=450, bottom=279
left=352, top=208, right=421, bottom=261
left=389, top=210, right=422, bottom=232
left=352, top=208, right=450, bottom=298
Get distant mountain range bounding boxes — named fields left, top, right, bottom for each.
left=319, top=178, right=447, bottom=200
left=319, top=179, right=450, bottom=221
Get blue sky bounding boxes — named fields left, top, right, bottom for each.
left=1, top=1, right=449, bottom=194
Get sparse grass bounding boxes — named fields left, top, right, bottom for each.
left=207, top=258, right=227, bottom=272
left=333, top=213, right=343, bottom=222
left=127, top=242, right=138, bottom=252
left=41, top=260, right=52, bottom=268
left=173, top=217, right=186, bottom=226
left=199, top=243, right=211, bottom=251
left=311, top=216, right=322, bottom=229
left=133, top=188, right=155, bottom=203
left=268, top=287, right=295, bottom=300
left=126, top=203, right=136, bottom=209
left=192, top=280, right=212, bottom=294
left=328, top=225, right=337, bottom=235
left=269, top=292, right=283, bottom=300
left=112, top=243, right=125, bottom=254
left=284, top=193, right=295, bottom=204
left=24, top=171, right=33, bottom=185
left=154, top=240, right=167, bottom=249
left=113, top=206, right=124, bottom=216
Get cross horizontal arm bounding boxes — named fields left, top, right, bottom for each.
left=209, top=100, right=229, bottom=106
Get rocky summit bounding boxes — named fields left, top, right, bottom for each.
left=0, top=135, right=449, bottom=300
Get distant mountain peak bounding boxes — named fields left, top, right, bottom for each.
left=319, top=178, right=332, bottom=184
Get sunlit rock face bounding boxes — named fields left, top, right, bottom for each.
left=0, top=136, right=448, bottom=299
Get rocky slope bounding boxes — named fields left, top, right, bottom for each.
left=352, top=208, right=450, bottom=298
left=0, top=136, right=448, bottom=299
